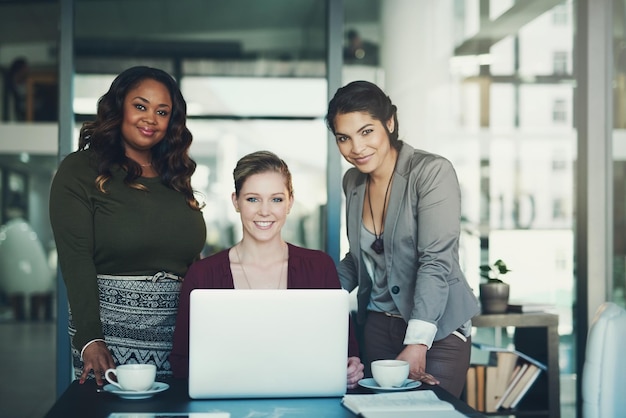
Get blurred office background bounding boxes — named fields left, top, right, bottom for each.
left=0, top=1, right=622, bottom=417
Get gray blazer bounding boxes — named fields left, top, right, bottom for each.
left=338, top=142, right=480, bottom=341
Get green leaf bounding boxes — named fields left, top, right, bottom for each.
left=494, top=259, right=510, bottom=275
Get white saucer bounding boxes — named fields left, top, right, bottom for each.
left=358, top=378, right=421, bottom=392
left=103, top=382, right=169, bottom=399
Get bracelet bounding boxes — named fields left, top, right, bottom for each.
left=80, top=338, right=106, bottom=361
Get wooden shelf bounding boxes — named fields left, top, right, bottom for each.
left=472, top=312, right=560, bottom=418
left=25, top=70, right=57, bottom=122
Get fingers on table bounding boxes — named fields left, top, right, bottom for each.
left=410, top=371, right=439, bottom=385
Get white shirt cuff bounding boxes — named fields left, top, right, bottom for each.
left=403, top=319, right=437, bottom=349
left=80, top=338, right=106, bottom=361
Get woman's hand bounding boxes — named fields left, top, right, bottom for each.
left=346, top=356, right=365, bottom=389
left=397, top=344, right=440, bottom=386
left=80, top=341, right=116, bottom=386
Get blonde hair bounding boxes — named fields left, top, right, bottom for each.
left=233, top=151, right=294, bottom=198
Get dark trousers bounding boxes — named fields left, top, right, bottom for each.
left=362, top=311, right=471, bottom=398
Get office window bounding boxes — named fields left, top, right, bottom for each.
left=552, top=158, right=567, bottom=171
left=73, top=0, right=329, bottom=252
left=553, top=51, right=568, bottom=74
left=552, top=198, right=568, bottom=221
left=552, top=4, right=568, bottom=25
left=553, top=98, right=567, bottom=123
left=342, top=5, right=577, bottom=367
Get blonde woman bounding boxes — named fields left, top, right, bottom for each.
left=171, top=151, right=364, bottom=389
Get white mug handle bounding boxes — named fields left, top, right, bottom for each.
left=104, top=368, right=122, bottom=389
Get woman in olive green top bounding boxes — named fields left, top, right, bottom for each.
left=50, top=66, right=206, bottom=385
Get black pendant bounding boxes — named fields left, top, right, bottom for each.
left=371, top=237, right=384, bottom=254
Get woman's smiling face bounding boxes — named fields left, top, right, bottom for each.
left=121, top=78, right=172, bottom=157
left=232, top=171, right=294, bottom=243
left=332, top=111, right=394, bottom=175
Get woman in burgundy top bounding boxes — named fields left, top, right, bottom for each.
left=170, top=150, right=364, bottom=388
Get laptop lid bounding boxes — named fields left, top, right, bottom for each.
left=188, top=288, right=349, bottom=399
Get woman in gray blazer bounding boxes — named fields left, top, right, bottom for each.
left=325, top=81, right=480, bottom=397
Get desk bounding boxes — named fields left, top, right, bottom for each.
left=472, top=312, right=560, bottom=418
left=45, top=379, right=486, bottom=418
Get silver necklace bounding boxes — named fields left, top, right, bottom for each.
left=234, top=243, right=287, bottom=289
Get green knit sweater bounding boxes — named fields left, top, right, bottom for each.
left=49, top=150, right=206, bottom=350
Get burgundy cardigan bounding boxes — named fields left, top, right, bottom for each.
left=170, top=243, right=360, bottom=378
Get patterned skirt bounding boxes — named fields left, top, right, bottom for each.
left=69, top=272, right=182, bottom=380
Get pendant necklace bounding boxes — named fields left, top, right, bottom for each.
left=234, top=243, right=286, bottom=289
left=366, top=159, right=397, bottom=255
left=129, top=157, right=152, bottom=167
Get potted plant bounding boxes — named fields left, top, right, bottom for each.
left=479, top=259, right=511, bottom=314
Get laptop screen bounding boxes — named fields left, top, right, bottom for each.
left=188, top=288, right=349, bottom=399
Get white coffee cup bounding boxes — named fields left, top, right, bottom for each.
left=371, top=359, right=410, bottom=388
left=105, top=364, right=156, bottom=391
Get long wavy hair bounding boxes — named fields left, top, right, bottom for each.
left=78, top=66, right=201, bottom=210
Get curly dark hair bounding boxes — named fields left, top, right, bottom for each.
left=325, top=80, right=401, bottom=150
left=78, top=65, right=201, bottom=210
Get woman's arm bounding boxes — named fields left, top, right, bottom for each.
left=410, top=156, right=461, bottom=333
left=170, top=251, right=232, bottom=378
left=401, top=155, right=463, bottom=382
left=337, top=170, right=361, bottom=292
left=49, top=152, right=114, bottom=384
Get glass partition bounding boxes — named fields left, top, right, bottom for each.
left=0, top=2, right=60, bottom=415
left=345, top=0, right=576, bottom=413
left=613, top=0, right=626, bottom=309
left=2, top=1, right=614, bottom=416
left=73, top=0, right=330, bottom=252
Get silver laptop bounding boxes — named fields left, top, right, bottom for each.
left=188, top=288, right=350, bottom=399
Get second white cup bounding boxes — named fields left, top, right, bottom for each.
left=371, top=359, right=410, bottom=388
left=105, top=364, right=156, bottom=391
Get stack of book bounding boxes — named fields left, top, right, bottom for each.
left=465, top=343, right=546, bottom=412
left=506, top=300, right=556, bottom=313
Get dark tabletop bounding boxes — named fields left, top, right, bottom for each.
left=44, top=378, right=485, bottom=418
